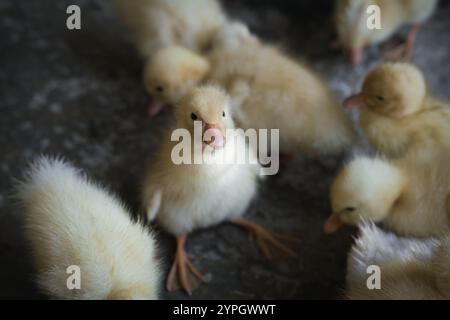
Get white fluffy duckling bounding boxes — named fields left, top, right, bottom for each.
left=325, top=154, right=450, bottom=237
left=345, top=62, right=450, bottom=159
left=335, top=0, right=438, bottom=63
left=207, top=23, right=356, bottom=155
left=346, top=223, right=446, bottom=299
left=16, top=156, right=160, bottom=300
left=115, top=0, right=227, bottom=116
left=142, top=85, right=295, bottom=295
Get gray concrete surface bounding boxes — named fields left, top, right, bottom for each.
left=0, top=0, right=449, bottom=300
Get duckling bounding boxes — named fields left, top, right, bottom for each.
left=344, top=62, right=450, bottom=159
left=16, top=156, right=160, bottom=300
left=207, top=22, right=356, bottom=155
left=325, top=155, right=450, bottom=237
left=142, top=85, right=295, bottom=295
left=115, top=0, right=227, bottom=116
left=346, top=223, right=446, bottom=299
left=335, top=0, right=438, bottom=63
left=115, top=0, right=226, bottom=57
left=142, top=23, right=259, bottom=115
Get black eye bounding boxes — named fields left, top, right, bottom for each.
left=155, top=86, right=164, bottom=93
left=191, top=113, right=198, bottom=121
left=345, top=207, right=355, bottom=212
left=376, top=96, right=385, bottom=101
left=222, top=111, right=226, bottom=117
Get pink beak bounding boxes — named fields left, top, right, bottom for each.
left=204, top=124, right=225, bottom=149
left=343, top=93, right=365, bottom=109
left=324, top=213, right=344, bottom=235
left=147, top=100, right=164, bottom=117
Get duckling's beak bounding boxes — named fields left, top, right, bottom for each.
left=324, top=213, right=343, bottom=234
left=343, top=93, right=365, bottom=109
left=147, top=99, right=164, bottom=117
left=204, top=123, right=225, bottom=149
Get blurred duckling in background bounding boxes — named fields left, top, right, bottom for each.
left=344, top=62, right=450, bottom=159
left=346, top=223, right=448, bottom=300
left=141, top=22, right=356, bottom=156
left=207, top=23, right=356, bottom=156
left=325, top=154, right=450, bottom=237
left=114, top=0, right=227, bottom=116
left=16, top=156, right=160, bottom=300
left=142, top=86, right=295, bottom=295
left=143, top=45, right=211, bottom=115
left=335, top=0, right=438, bottom=63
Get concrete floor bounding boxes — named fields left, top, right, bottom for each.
left=0, top=0, right=449, bottom=300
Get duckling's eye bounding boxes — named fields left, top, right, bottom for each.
left=344, top=207, right=356, bottom=213
left=191, top=113, right=198, bottom=121
left=376, top=96, right=385, bottom=101
left=155, top=86, right=164, bottom=93
left=222, top=111, right=226, bottom=117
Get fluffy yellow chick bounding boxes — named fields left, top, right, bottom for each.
left=325, top=155, right=450, bottom=237
left=344, top=62, right=450, bottom=159
left=347, top=223, right=447, bottom=300
left=16, top=156, right=160, bottom=300
left=335, top=0, right=438, bottom=63
left=142, top=85, right=295, bottom=295
left=115, top=0, right=227, bottom=116
left=207, top=23, right=356, bottom=155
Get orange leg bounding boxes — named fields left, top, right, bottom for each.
left=231, top=218, right=297, bottom=260
left=166, top=235, right=207, bottom=295
left=384, top=24, right=421, bottom=61
left=403, top=24, right=420, bottom=60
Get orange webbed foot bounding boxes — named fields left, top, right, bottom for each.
left=231, top=218, right=298, bottom=260
left=166, top=235, right=208, bottom=295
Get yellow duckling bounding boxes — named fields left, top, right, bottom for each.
left=345, top=62, right=450, bottom=159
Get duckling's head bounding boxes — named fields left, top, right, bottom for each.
left=335, top=0, right=371, bottom=63
left=344, top=63, right=427, bottom=118
left=175, top=85, right=233, bottom=150
left=143, top=45, right=210, bottom=116
left=325, top=157, right=405, bottom=234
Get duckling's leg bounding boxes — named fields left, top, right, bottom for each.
left=384, top=24, right=420, bottom=61
left=166, top=235, right=207, bottom=295
left=231, top=218, right=297, bottom=260
left=403, top=24, right=420, bottom=60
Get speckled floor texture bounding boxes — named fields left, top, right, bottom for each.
left=0, top=0, right=449, bottom=300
